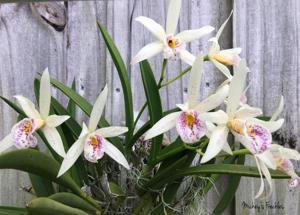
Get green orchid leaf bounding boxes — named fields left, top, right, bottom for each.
left=151, top=164, right=296, bottom=190
left=67, top=79, right=77, bottom=119
left=0, top=149, right=84, bottom=197
left=213, top=155, right=245, bottom=215
left=97, top=22, right=134, bottom=141
left=49, top=192, right=97, bottom=213
left=0, top=206, right=26, bottom=215
left=26, top=198, right=89, bottom=215
left=29, top=174, right=55, bottom=197
left=140, top=60, right=163, bottom=162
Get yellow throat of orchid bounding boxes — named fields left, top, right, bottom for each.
left=24, top=119, right=44, bottom=134
left=185, top=113, right=196, bottom=127
left=211, top=53, right=234, bottom=66
left=90, top=136, right=99, bottom=147
left=167, top=38, right=177, bottom=49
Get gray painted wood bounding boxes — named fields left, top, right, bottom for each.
left=0, top=1, right=299, bottom=214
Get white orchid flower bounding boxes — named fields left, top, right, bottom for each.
left=131, top=0, right=214, bottom=65
left=200, top=60, right=284, bottom=198
left=208, top=11, right=242, bottom=79
left=268, top=144, right=300, bottom=188
left=144, top=56, right=229, bottom=144
left=0, top=69, right=69, bottom=158
left=57, top=85, right=130, bottom=177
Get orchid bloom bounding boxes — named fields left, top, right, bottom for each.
left=269, top=144, right=300, bottom=188
left=0, top=69, right=69, bottom=157
left=57, top=85, right=130, bottom=177
left=144, top=56, right=229, bottom=144
left=200, top=60, right=284, bottom=198
left=131, top=0, right=214, bottom=65
left=208, top=11, right=242, bottom=79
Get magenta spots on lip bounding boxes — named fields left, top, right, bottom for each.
left=176, top=111, right=206, bottom=144
left=11, top=118, right=38, bottom=149
left=245, top=123, right=272, bottom=154
left=84, top=135, right=105, bottom=163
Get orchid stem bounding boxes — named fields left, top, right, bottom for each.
left=160, top=55, right=210, bottom=88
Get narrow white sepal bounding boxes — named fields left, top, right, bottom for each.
left=57, top=136, right=86, bottom=177
left=39, top=68, right=51, bottom=119
left=14, top=96, right=41, bottom=119
left=0, top=134, right=14, bottom=153
left=45, top=115, right=70, bottom=128
left=88, top=85, right=108, bottom=132
left=104, top=140, right=130, bottom=170
left=42, top=127, right=66, bottom=158
left=94, top=126, right=128, bottom=138
left=166, top=0, right=182, bottom=35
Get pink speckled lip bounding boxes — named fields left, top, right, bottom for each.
left=244, top=123, right=272, bottom=154
left=84, top=134, right=105, bottom=163
left=176, top=110, right=206, bottom=144
left=11, top=118, right=38, bottom=149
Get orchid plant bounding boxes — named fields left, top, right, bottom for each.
left=0, top=0, right=298, bottom=214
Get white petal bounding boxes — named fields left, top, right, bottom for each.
left=42, top=127, right=66, bottom=158
left=254, top=156, right=265, bottom=199
left=39, top=68, right=51, bottom=119
left=180, top=50, right=196, bottom=65
left=57, top=136, right=86, bottom=177
left=176, top=26, right=215, bottom=43
left=80, top=122, right=89, bottom=138
left=208, top=37, right=220, bottom=55
left=176, top=103, right=188, bottom=111
left=200, top=126, right=229, bottom=163
left=226, top=59, right=248, bottom=117
left=0, top=134, right=14, bottom=153
left=212, top=59, right=232, bottom=80
left=259, top=159, right=274, bottom=199
left=45, top=115, right=70, bottom=128
left=88, top=85, right=108, bottom=132
left=222, top=141, right=233, bottom=155
left=270, top=96, right=284, bottom=121
left=235, top=106, right=263, bottom=119
left=219, top=48, right=242, bottom=56
left=279, top=146, right=300, bottom=160
left=199, top=110, right=229, bottom=125
left=94, top=126, right=128, bottom=138
left=144, top=112, right=181, bottom=140
left=166, top=0, right=182, bottom=35
left=257, top=150, right=276, bottom=170
left=104, top=139, right=130, bottom=169
left=131, top=42, right=164, bottom=64
left=232, top=131, right=252, bottom=151
left=195, top=84, right=229, bottom=113
left=187, top=55, right=203, bottom=109
left=135, top=16, right=166, bottom=41
left=15, top=96, right=41, bottom=119
left=216, top=10, right=233, bottom=40
left=248, top=118, right=284, bottom=133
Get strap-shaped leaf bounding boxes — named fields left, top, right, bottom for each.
left=49, top=192, right=97, bottom=213
left=67, top=79, right=77, bottom=119
left=140, top=60, right=163, bottom=162
left=0, top=206, right=26, bottom=215
left=98, top=22, right=134, bottom=139
left=151, top=164, right=298, bottom=190
left=29, top=174, right=55, bottom=197
left=26, top=198, right=89, bottom=215
left=0, top=149, right=82, bottom=196
left=213, top=155, right=245, bottom=215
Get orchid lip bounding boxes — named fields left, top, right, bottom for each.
left=11, top=118, right=39, bottom=149
left=176, top=110, right=206, bottom=144
left=84, top=134, right=105, bottom=163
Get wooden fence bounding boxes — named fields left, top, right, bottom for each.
left=0, top=0, right=299, bottom=214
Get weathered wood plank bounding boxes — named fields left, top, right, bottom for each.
left=234, top=1, right=300, bottom=215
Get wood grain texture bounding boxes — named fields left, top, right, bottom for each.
left=234, top=1, right=300, bottom=215
left=0, top=0, right=299, bottom=214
